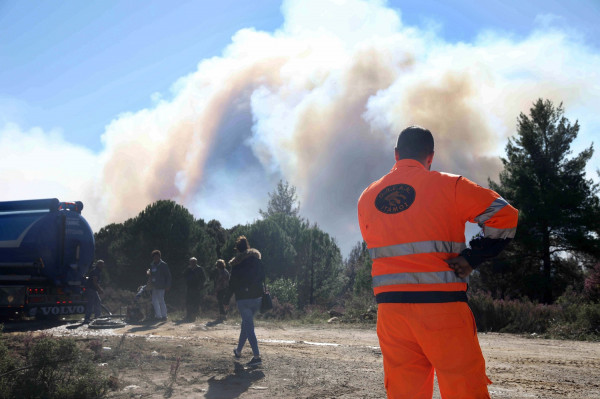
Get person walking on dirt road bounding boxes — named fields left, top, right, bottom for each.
left=357, top=126, right=518, bottom=398
left=148, top=250, right=171, bottom=322
left=228, top=236, right=265, bottom=367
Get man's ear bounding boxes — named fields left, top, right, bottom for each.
left=425, top=151, right=435, bottom=168
left=395, top=148, right=400, bottom=161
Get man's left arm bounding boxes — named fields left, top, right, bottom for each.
left=449, top=177, right=519, bottom=272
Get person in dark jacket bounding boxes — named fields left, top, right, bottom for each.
left=183, top=257, right=207, bottom=321
left=148, top=249, right=171, bottom=322
left=214, top=259, right=230, bottom=320
left=83, top=260, right=105, bottom=323
left=228, top=236, right=265, bottom=367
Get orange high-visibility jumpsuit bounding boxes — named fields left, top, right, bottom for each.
left=358, top=159, right=518, bottom=398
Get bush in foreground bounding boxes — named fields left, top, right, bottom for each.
left=0, top=330, right=111, bottom=399
left=468, top=289, right=600, bottom=340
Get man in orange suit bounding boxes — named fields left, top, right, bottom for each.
left=358, top=126, right=518, bottom=398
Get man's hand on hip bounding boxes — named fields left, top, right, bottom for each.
left=445, top=256, right=473, bottom=278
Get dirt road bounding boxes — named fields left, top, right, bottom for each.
left=31, top=318, right=600, bottom=398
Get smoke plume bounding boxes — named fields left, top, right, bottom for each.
left=2, top=0, right=599, bottom=255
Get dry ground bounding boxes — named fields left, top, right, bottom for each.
left=8, top=317, right=600, bottom=399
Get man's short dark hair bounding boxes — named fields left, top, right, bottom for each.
left=151, top=249, right=161, bottom=257
left=396, top=126, right=434, bottom=160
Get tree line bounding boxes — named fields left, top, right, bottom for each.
left=95, top=180, right=347, bottom=309
left=95, top=99, right=600, bottom=309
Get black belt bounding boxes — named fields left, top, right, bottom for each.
left=376, top=291, right=468, bottom=304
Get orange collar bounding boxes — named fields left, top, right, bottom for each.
left=391, top=159, right=426, bottom=172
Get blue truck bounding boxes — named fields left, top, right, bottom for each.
left=0, top=198, right=95, bottom=319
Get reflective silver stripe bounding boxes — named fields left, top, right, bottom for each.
left=474, top=197, right=508, bottom=226
left=368, top=241, right=466, bottom=259
left=483, top=225, right=516, bottom=239
left=372, top=270, right=468, bottom=288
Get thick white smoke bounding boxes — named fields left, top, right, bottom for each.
left=2, top=0, right=599, bottom=255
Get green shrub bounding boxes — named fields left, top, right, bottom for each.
left=547, top=301, right=600, bottom=340
left=0, top=333, right=111, bottom=399
left=336, top=294, right=377, bottom=324
left=468, top=290, right=556, bottom=333
left=577, top=303, right=600, bottom=334
left=468, top=289, right=600, bottom=340
left=269, top=278, right=299, bottom=308
left=298, top=304, right=329, bottom=324
left=0, top=334, right=19, bottom=397
left=261, top=296, right=296, bottom=320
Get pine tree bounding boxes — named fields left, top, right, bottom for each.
left=259, top=180, right=300, bottom=218
left=488, top=99, right=600, bottom=303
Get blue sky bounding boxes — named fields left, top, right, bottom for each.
left=1, top=0, right=599, bottom=256
left=0, top=1, right=283, bottom=149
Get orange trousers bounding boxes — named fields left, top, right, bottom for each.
left=377, top=302, right=491, bottom=399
